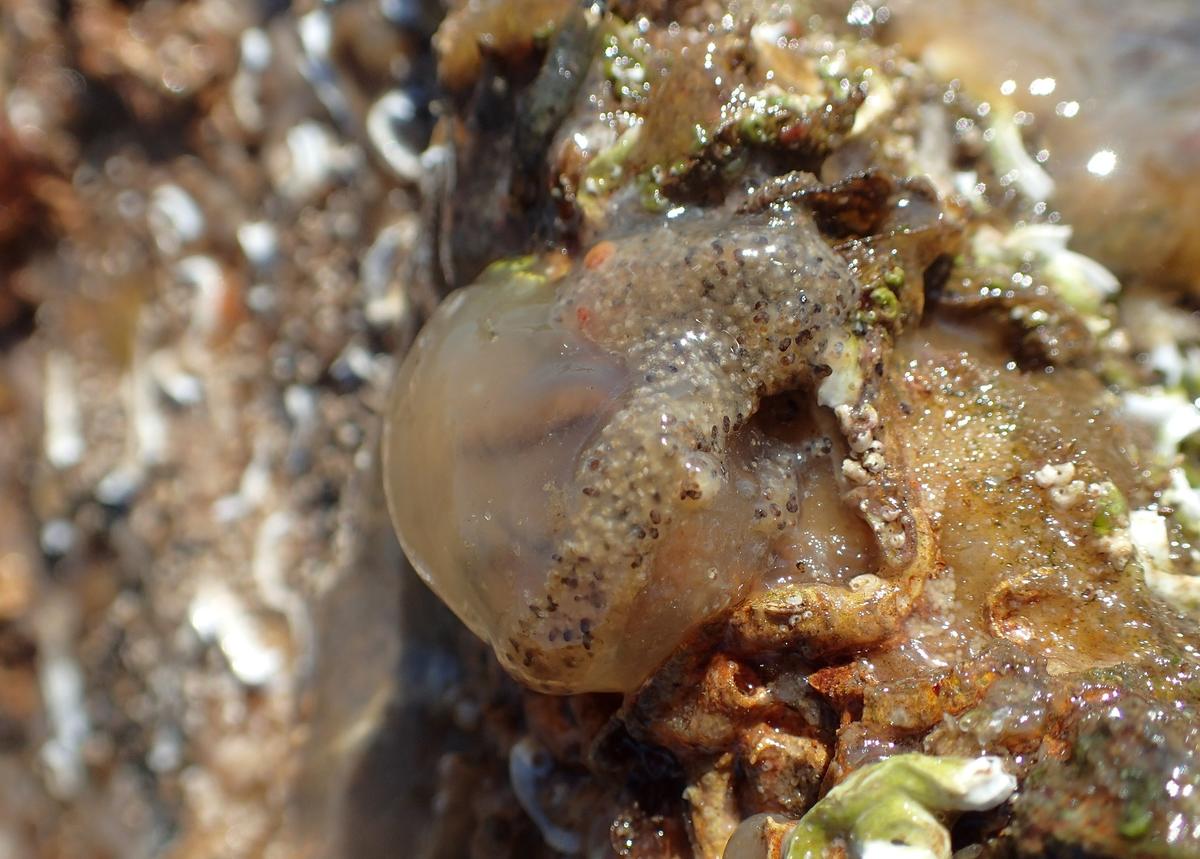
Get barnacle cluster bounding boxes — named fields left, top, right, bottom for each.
left=884, top=0, right=1200, bottom=295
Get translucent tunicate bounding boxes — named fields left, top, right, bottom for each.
left=385, top=204, right=930, bottom=693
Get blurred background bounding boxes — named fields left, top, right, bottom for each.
left=0, top=2, right=508, bottom=856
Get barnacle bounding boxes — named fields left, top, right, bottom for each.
left=724, top=754, right=1017, bottom=859
left=1129, top=509, right=1200, bottom=618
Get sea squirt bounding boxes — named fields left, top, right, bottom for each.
left=385, top=197, right=936, bottom=693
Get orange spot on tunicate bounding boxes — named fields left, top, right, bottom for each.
left=545, top=249, right=573, bottom=281
left=576, top=306, right=592, bottom=327
left=584, top=240, right=616, bottom=270
left=780, top=123, right=808, bottom=145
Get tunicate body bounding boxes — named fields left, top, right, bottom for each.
left=385, top=204, right=912, bottom=693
